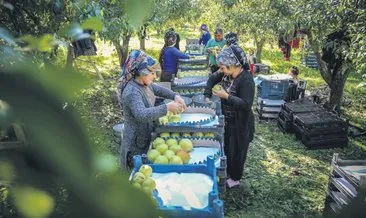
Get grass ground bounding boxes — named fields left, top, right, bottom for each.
left=73, top=29, right=366, bottom=217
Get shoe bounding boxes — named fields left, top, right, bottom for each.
left=226, top=178, right=240, bottom=188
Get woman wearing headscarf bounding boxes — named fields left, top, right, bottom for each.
left=204, top=44, right=255, bottom=188
left=120, top=50, right=186, bottom=170
left=159, top=30, right=189, bottom=82
left=224, top=32, right=239, bottom=46
left=199, top=24, right=211, bottom=46
left=169, top=27, right=180, bottom=50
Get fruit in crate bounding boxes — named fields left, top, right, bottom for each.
left=169, top=144, right=181, bottom=153
left=156, top=143, right=168, bottom=154
left=166, top=138, right=178, bottom=147
left=171, top=132, right=180, bottom=138
left=182, top=132, right=191, bottom=137
left=139, top=165, right=153, bottom=177
left=132, top=172, right=146, bottom=184
left=170, top=114, right=181, bottom=122
left=212, top=84, right=221, bottom=91
left=152, top=137, right=165, bottom=148
left=192, top=132, right=204, bottom=138
left=147, top=149, right=160, bottom=162
left=142, top=186, right=154, bottom=195
left=142, top=177, right=156, bottom=190
left=169, top=155, right=183, bottom=165
left=154, top=155, right=169, bottom=164
left=204, top=132, right=215, bottom=138
left=160, top=132, right=170, bottom=138
left=163, top=150, right=175, bottom=160
left=176, top=150, right=190, bottom=164
left=159, top=116, right=169, bottom=125
left=179, top=138, right=193, bottom=152
left=132, top=182, right=141, bottom=189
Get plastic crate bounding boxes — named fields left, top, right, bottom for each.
left=278, top=98, right=324, bottom=132
left=256, top=97, right=284, bottom=119
left=282, top=98, right=323, bottom=115
left=254, top=63, right=270, bottom=74
left=293, top=111, right=346, bottom=128
left=148, top=137, right=223, bottom=166
left=131, top=155, right=224, bottom=218
left=277, top=111, right=292, bottom=132
left=323, top=154, right=366, bottom=217
left=257, top=75, right=291, bottom=100
left=164, top=96, right=193, bottom=106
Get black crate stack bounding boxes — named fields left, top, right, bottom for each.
left=278, top=99, right=348, bottom=149
left=278, top=98, right=323, bottom=132
left=323, top=153, right=366, bottom=217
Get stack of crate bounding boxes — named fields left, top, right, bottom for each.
left=292, top=111, right=348, bottom=149
left=323, top=153, right=366, bottom=217
left=277, top=98, right=323, bottom=132
left=278, top=98, right=348, bottom=149
left=256, top=74, right=292, bottom=119
left=301, top=53, right=318, bottom=69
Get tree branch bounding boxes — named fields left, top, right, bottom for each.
left=305, top=29, right=332, bottom=86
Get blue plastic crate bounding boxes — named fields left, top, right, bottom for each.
left=131, top=155, right=224, bottom=218
left=257, top=77, right=290, bottom=100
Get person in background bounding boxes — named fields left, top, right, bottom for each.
left=204, top=44, right=255, bottom=188
left=287, top=66, right=299, bottom=83
left=247, top=49, right=257, bottom=76
left=205, top=28, right=226, bottom=73
left=159, top=30, right=189, bottom=82
left=224, top=32, right=239, bottom=47
left=120, top=50, right=186, bottom=170
left=278, top=35, right=291, bottom=61
left=169, top=27, right=180, bottom=50
left=199, top=24, right=211, bottom=46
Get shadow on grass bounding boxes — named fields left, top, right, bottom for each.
left=223, top=117, right=366, bottom=218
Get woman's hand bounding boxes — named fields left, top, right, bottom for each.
left=167, top=102, right=184, bottom=114
left=213, top=89, right=229, bottom=100
left=174, top=95, right=187, bottom=111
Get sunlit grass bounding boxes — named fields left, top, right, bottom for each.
left=70, top=32, right=366, bottom=217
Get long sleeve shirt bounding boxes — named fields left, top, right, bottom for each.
left=204, top=39, right=226, bottom=66
left=199, top=32, right=211, bottom=46
left=162, top=46, right=189, bottom=74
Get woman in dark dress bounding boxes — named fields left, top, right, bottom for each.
left=204, top=44, right=255, bottom=188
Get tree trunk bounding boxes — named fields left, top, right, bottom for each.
left=329, top=72, right=347, bottom=111
left=112, top=40, right=123, bottom=67
left=113, top=33, right=132, bottom=67
left=254, top=37, right=265, bottom=63
left=139, top=37, right=146, bottom=51
left=66, top=44, right=74, bottom=68
left=121, top=33, right=132, bottom=66
left=305, top=30, right=351, bottom=111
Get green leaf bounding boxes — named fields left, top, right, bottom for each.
left=356, top=82, right=366, bottom=88
left=81, top=17, right=104, bottom=32
left=17, top=35, right=38, bottom=49
left=125, top=0, right=153, bottom=27
left=38, top=34, right=55, bottom=52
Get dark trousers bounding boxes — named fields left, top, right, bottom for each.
left=160, top=71, right=174, bottom=82
left=224, top=118, right=251, bottom=181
